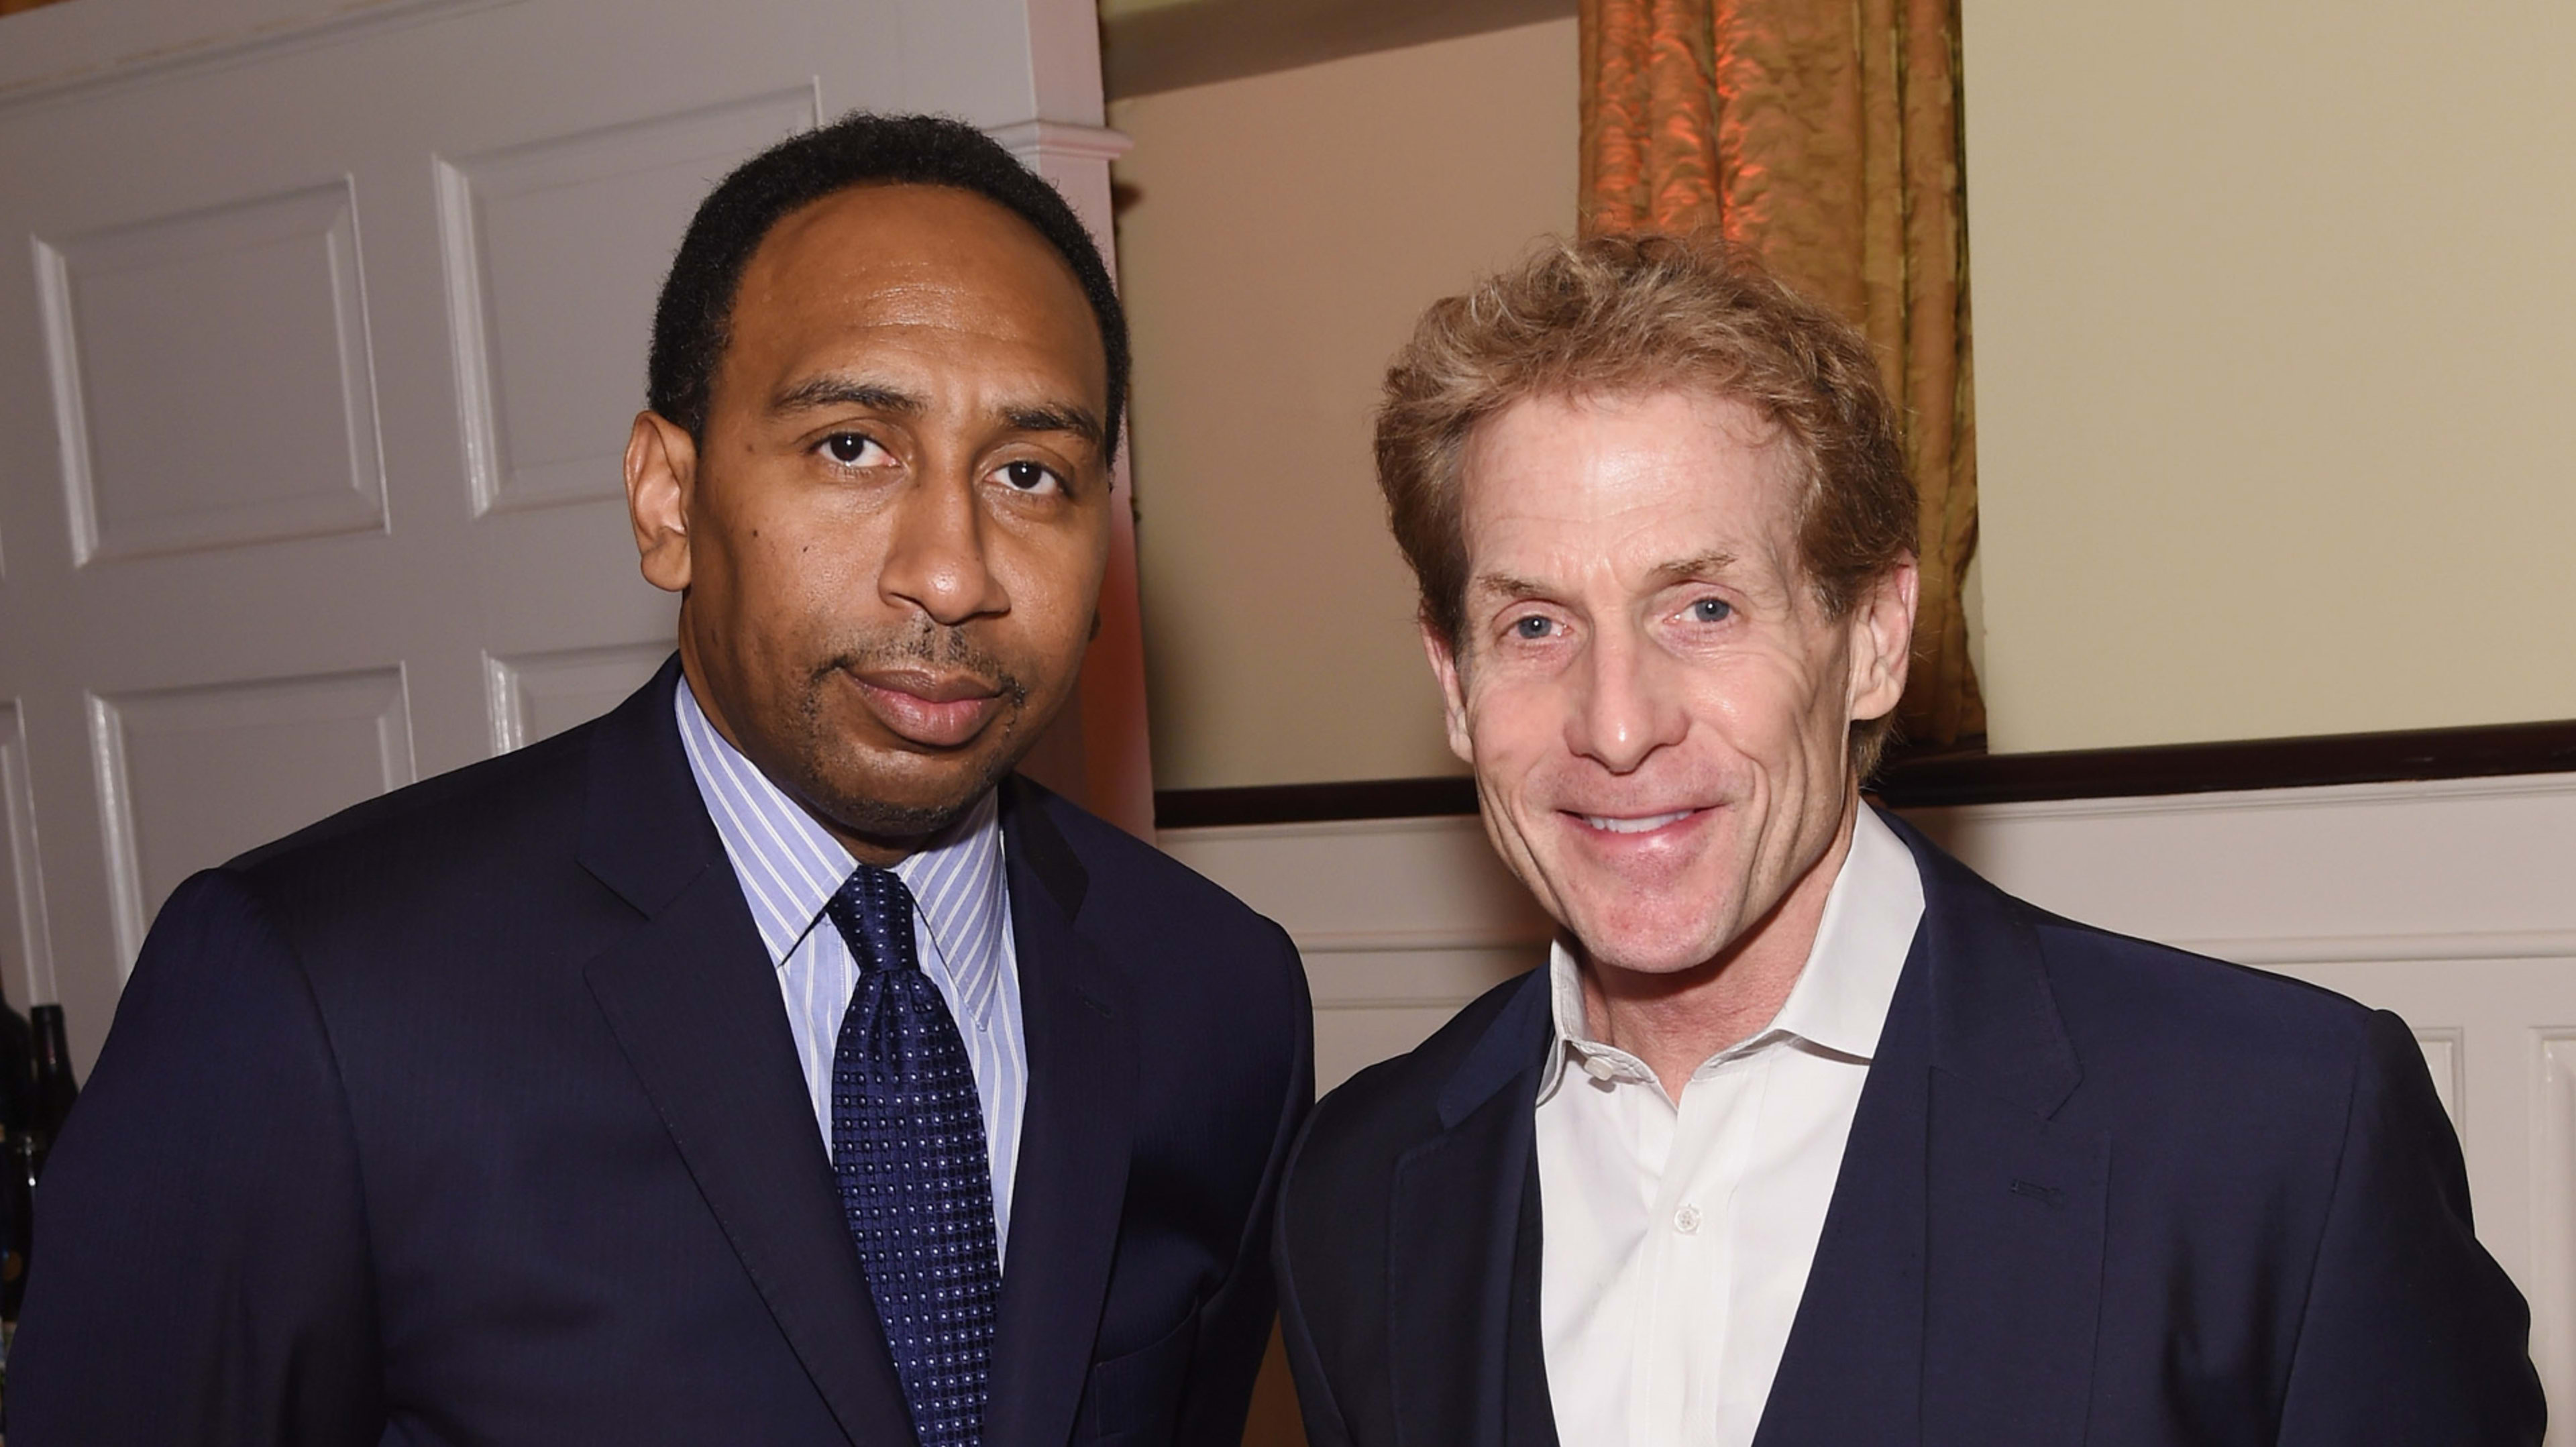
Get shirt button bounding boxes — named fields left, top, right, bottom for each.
left=1674, top=1203, right=1702, bottom=1235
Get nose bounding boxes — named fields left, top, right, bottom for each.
left=1566, top=621, right=1687, bottom=774
left=877, top=464, right=1009, bottom=627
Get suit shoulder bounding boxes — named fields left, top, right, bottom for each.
left=2019, top=904, right=2382, bottom=1112
left=1018, top=780, right=1311, bottom=1069
left=1888, top=815, right=2382, bottom=1091
left=2036, top=906, right=2369, bottom=1035
left=1023, top=779, right=1301, bottom=963
left=219, top=720, right=596, bottom=928
left=1289, top=970, right=1537, bottom=1208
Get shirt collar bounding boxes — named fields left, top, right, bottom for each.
left=1536, top=804, right=1925, bottom=1100
left=673, top=680, right=1009, bottom=1021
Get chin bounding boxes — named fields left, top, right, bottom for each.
left=805, top=747, right=1006, bottom=839
left=1574, top=926, right=1734, bottom=977
left=1556, top=890, right=1739, bottom=977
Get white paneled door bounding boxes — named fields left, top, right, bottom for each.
left=0, top=0, right=1134, bottom=1071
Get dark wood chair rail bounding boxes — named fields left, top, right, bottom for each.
left=1152, top=719, right=2576, bottom=830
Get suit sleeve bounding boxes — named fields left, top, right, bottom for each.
left=1174, top=919, right=1315, bottom=1447
left=2273, top=1010, right=2544, bottom=1445
left=10, top=870, right=383, bottom=1446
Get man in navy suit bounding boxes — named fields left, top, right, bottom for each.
left=1272, top=234, right=2541, bottom=1445
left=15, top=113, right=1310, bottom=1445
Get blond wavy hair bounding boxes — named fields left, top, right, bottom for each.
left=1375, top=232, right=1918, bottom=772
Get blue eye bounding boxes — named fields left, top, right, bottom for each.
left=1513, top=616, right=1552, bottom=639
left=1690, top=598, right=1733, bottom=623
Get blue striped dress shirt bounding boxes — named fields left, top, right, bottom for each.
left=674, top=682, right=1029, bottom=1263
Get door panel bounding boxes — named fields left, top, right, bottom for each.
left=437, top=85, right=821, bottom=515
left=89, top=665, right=415, bottom=961
left=0, top=702, right=54, bottom=1016
left=38, top=178, right=386, bottom=563
left=484, top=639, right=670, bottom=752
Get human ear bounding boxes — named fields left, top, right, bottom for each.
left=1421, top=615, right=1474, bottom=765
left=625, top=411, right=697, bottom=594
left=1845, top=555, right=1920, bottom=724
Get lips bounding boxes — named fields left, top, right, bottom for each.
left=847, top=667, right=1004, bottom=749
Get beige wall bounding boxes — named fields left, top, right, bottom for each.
left=1118, top=5, right=2575, bottom=787
left=1963, top=1, right=2576, bottom=753
left=1110, top=19, right=1576, bottom=790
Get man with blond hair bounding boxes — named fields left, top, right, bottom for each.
left=1272, top=235, right=2540, bottom=1446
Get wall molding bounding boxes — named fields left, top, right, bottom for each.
left=1158, top=775, right=1474, bottom=828
left=1153, top=718, right=2576, bottom=828
left=1872, top=718, right=2576, bottom=809
left=1291, top=923, right=1551, bottom=956
left=2167, top=928, right=2576, bottom=968
left=989, top=119, right=1132, bottom=166
left=1260, top=922, right=2576, bottom=972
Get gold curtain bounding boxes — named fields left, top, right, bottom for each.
left=1580, top=0, right=1984, bottom=748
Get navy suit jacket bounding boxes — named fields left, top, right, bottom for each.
left=1275, top=809, right=2542, bottom=1446
left=14, top=659, right=1313, bottom=1446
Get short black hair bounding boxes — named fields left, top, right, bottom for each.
left=647, top=111, right=1128, bottom=459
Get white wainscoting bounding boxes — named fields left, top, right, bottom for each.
left=1160, top=771, right=2576, bottom=1431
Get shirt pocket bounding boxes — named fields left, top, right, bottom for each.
left=1077, top=1304, right=1199, bottom=1444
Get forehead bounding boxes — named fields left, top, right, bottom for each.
left=720, top=182, right=1106, bottom=398
left=1456, top=389, right=1801, bottom=574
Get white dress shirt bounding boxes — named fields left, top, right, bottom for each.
left=1535, top=806, right=1925, bottom=1447
left=674, top=683, right=1030, bottom=1263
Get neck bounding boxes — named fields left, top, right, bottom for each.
left=1576, top=792, right=1861, bottom=1100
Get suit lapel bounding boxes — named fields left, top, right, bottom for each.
left=1502, top=1139, right=1562, bottom=1447
left=575, top=659, right=912, bottom=1447
left=1904, top=818, right=2106, bottom=1446
left=1390, top=969, right=1553, bottom=1447
left=1919, top=1067, right=2107, bottom=1444
left=1752, top=952, right=1932, bottom=1446
left=1756, top=810, right=2106, bottom=1446
left=981, top=780, right=1138, bottom=1447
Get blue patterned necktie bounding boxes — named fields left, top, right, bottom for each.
left=825, top=865, right=1002, bottom=1447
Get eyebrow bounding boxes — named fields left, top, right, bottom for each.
left=1648, top=551, right=1739, bottom=586
left=767, top=374, right=1104, bottom=451
left=770, top=376, right=923, bottom=417
left=1469, top=551, right=1741, bottom=602
left=999, top=402, right=1105, bottom=450
left=1468, top=571, right=1555, bottom=603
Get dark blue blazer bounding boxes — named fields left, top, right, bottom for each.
left=1274, top=810, right=2542, bottom=1446
left=13, top=659, right=1312, bottom=1446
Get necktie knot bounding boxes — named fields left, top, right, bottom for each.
left=825, top=865, right=921, bottom=975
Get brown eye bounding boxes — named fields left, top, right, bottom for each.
left=998, top=460, right=1061, bottom=493
left=820, top=433, right=885, bottom=466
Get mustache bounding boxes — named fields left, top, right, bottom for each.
left=811, top=623, right=1030, bottom=710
